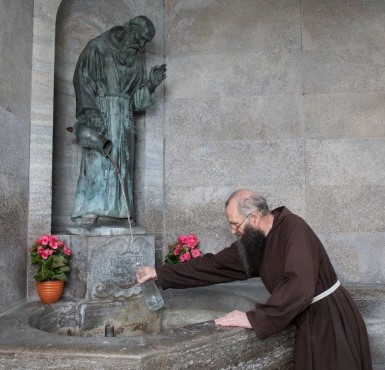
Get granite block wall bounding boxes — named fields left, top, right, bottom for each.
left=0, top=0, right=33, bottom=312
left=302, top=0, right=385, bottom=283
left=163, top=0, right=385, bottom=284
left=1, top=0, right=384, bottom=311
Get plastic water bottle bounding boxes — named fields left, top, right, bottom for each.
left=136, top=261, right=164, bottom=311
left=141, top=279, right=164, bottom=311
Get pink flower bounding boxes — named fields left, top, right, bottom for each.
left=178, top=234, right=199, bottom=248
left=186, top=234, right=198, bottom=248
left=173, top=245, right=182, bottom=256
left=30, top=234, right=74, bottom=282
left=164, top=234, right=201, bottom=266
left=191, top=249, right=201, bottom=258
left=49, top=236, right=60, bottom=249
left=180, top=252, right=191, bottom=262
left=63, top=246, right=72, bottom=256
left=41, top=249, right=50, bottom=259
left=39, top=234, right=50, bottom=246
left=178, top=235, right=189, bottom=245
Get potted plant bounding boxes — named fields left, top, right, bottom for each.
left=29, top=234, right=72, bottom=304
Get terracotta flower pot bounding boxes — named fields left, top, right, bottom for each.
left=36, top=280, right=65, bottom=304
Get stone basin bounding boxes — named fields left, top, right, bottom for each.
left=0, top=280, right=297, bottom=369
left=0, top=280, right=384, bottom=369
left=27, top=279, right=269, bottom=338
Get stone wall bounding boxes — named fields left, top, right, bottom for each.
left=163, top=0, right=385, bottom=284
left=1, top=0, right=385, bottom=311
left=0, top=0, right=33, bottom=312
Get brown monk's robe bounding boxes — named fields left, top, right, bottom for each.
left=156, top=207, right=372, bottom=370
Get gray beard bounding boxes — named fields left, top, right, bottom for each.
left=236, top=224, right=266, bottom=277
left=118, top=47, right=137, bottom=66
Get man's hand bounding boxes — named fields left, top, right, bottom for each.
left=148, top=64, right=167, bottom=92
left=215, top=310, right=252, bottom=329
left=136, top=266, right=157, bottom=284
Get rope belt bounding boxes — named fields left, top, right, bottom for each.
left=311, top=280, right=341, bottom=304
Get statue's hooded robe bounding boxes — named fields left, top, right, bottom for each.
left=71, top=26, right=154, bottom=224
left=156, top=207, right=372, bottom=370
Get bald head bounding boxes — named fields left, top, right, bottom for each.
left=124, top=15, right=155, bottom=39
left=225, top=189, right=269, bottom=218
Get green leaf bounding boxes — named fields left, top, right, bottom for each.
left=164, top=256, right=179, bottom=265
left=51, top=273, right=67, bottom=281
left=34, top=274, right=45, bottom=282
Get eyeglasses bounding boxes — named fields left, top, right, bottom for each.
left=230, top=213, right=254, bottom=231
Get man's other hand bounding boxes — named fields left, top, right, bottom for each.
left=215, top=310, right=252, bottom=329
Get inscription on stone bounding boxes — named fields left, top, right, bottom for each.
left=87, top=235, right=155, bottom=300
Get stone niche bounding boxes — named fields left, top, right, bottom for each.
left=28, top=0, right=165, bottom=300
left=48, top=0, right=165, bottom=234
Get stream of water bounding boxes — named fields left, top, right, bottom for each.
left=106, top=153, right=164, bottom=311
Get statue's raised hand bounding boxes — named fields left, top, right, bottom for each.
left=148, top=64, right=167, bottom=93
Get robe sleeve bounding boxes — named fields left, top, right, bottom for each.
left=131, top=61, right=155, bottom=112
left=132, top=85, right=154, bottom=112
left=156, top=242, right=248, bottom=289
left=246, top=218, right=319, bottom=339
left=73, top=42, right=104, bottom=117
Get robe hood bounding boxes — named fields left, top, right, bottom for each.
left=269, top=206, right=294, bottom=235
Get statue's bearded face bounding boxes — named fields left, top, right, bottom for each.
left=119, top=26, right=153, bottom=65
left=132, top=26, right=153, bottom=50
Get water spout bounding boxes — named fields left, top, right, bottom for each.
left=104, top=324, right=115, bottom=337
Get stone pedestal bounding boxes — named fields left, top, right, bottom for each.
left=86, top=233, right=154, bottom=301
left=58, top=225, right=155, bottom=301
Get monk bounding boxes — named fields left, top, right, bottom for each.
left=137, top=189, right=372, bottom=369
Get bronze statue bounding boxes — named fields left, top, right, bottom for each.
left=71, top=16, right=166, bottom=225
